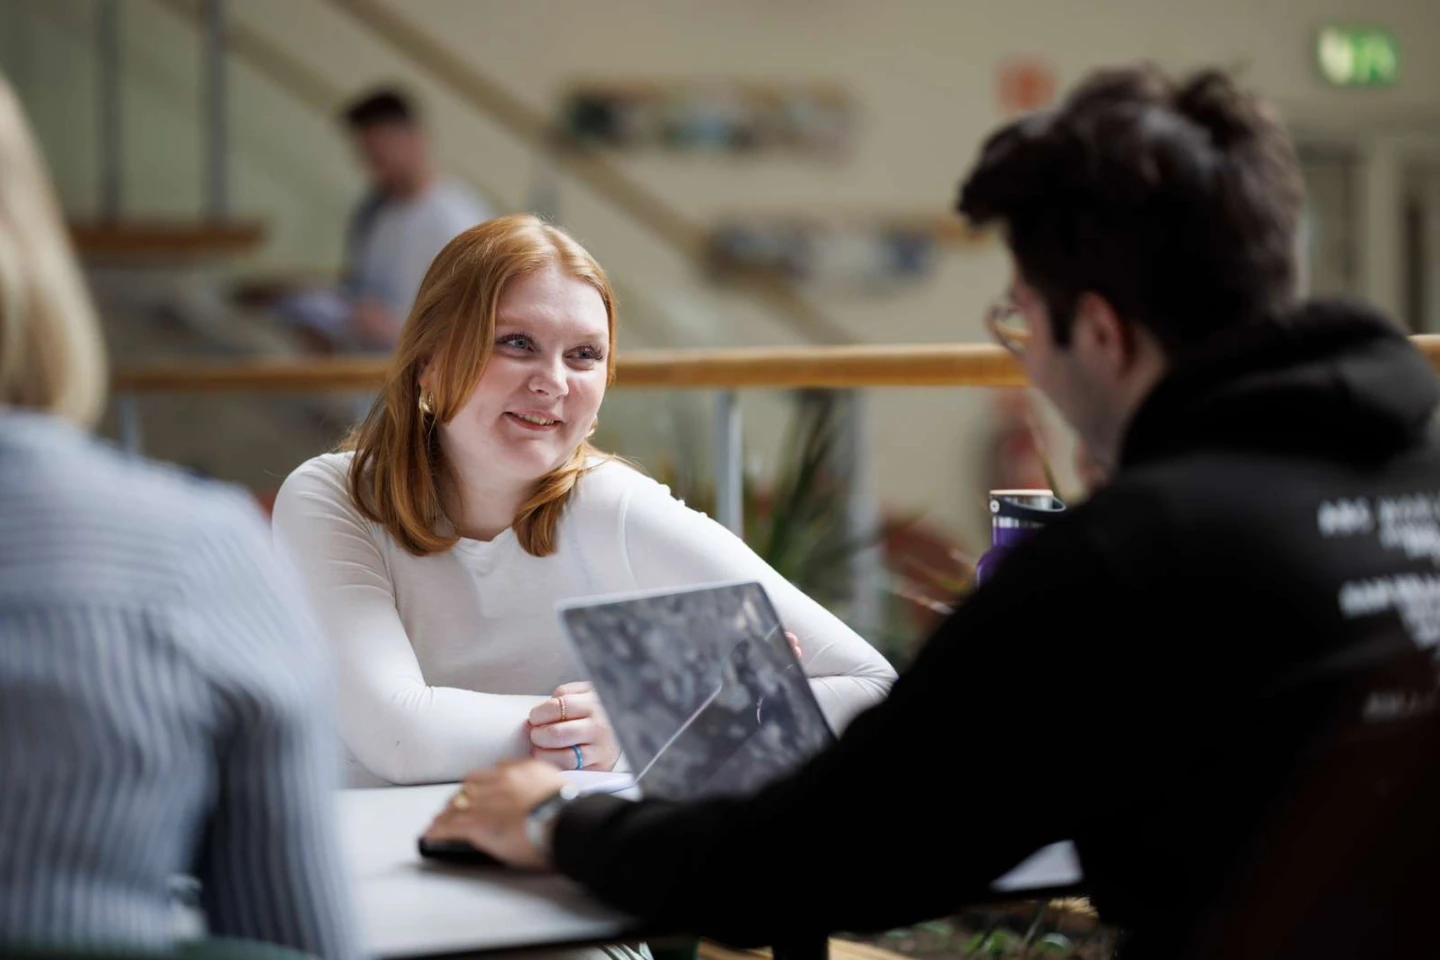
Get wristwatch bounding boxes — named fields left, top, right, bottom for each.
left=525, top=782, right=581, bottom=861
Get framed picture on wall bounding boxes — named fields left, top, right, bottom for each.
left=561, top=80, right=855, bottom=155
left=706, top=214, right=987, bottom=290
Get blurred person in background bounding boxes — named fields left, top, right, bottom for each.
left=278, top=88, right=491, bottom=353
left=271, top=214, right=895, bottom=789
left=1072, top=438, right=1109, bottom=493
left=983, top=388, right=1053, bottom=492
left=424, top=65, right=1439, bottom=960
left=0, top=75, right=357, bottom=960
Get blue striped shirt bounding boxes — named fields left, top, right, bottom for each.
left=0, top=414, right=357, bottom=959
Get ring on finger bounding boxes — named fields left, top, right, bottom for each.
left=557, top=695, right=567, bottom=722
left=572, top=744, right=584, bottom=770
left=450, top=789, right=472, bottom=811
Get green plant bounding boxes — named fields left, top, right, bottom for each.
left=613, top=389, right=1084, bottom=669
left=646, top=390, right=895, bottom=616
left=748, top=392, right=893, bottom=608
left=965, top=928, right=1023, bottom=958
left=881, top=393, right=1080, bottom=656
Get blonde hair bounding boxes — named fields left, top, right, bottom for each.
left=0, top=75, right=107, bottom=426
left=345, top=214, right=617, bottom=557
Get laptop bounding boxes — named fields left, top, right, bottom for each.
left=556, top=580, right=836, bottom=802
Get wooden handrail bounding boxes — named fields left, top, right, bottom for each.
left=115, top=345, right=1025, bottom=394
left=110, top=335, right=1440, bottom=394
left=321, top=0, right=852, bottom=346
left=613, top=344, right=1024, bottom=388
left=112, top=344, right=1023, bottom=393
left=70, top=220, right=266, bottom=260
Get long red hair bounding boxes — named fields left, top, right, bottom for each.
left=344, top=214, right=617, bottom=557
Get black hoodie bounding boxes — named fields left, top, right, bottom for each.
left=555, top=301, right=1440, bottom=959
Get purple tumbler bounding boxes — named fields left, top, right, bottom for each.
left=974, top=489, right=1066, bottom=586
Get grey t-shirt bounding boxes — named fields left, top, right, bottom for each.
left=351, top=179, right=491, bottom=320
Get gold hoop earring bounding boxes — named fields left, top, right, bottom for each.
left=418, top=390, right=434, bottom=415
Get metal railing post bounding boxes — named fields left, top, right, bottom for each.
left=117, top=394, right=144, bottom=455
left=97, top=0, right=123, bottom=221
left=837, top=389, right=884, bottom=638
left=714, top=390, right=743, bottom=536
left=203, top=0, right=230, bottom=218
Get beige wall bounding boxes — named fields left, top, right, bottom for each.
left=1, top=0, right=361, bottom=270
left=4, top=0, right=1439, bottom=547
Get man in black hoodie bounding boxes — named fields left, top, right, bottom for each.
left=425, top=65, right=1440, bottom=958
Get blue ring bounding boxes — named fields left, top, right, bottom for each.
left=572, top=745, right=584, bottom=770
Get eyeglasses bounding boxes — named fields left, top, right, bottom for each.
left=985, top=298, right=1031, bottom=357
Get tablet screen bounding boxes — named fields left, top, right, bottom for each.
left=559, top=581, right=835, bottom=801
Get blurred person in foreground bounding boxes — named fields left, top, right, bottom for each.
left=278, top=88, right=490, bottom=352
left=424, top=64, right=1440, bottom=959
left=0, top=75, right=357, bottom=959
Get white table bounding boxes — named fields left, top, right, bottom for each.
left=991, top=842, right=1082, bottom=895
left=340, top=779, right=639, bottom=959
left=340, top=779, right=1083, bottom=959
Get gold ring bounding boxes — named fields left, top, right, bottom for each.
left=557, top=695, right=567, bottom=722
left=451, top=791, right=471, bottom=811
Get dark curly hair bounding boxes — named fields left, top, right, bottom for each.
left=958, top=64, right=1305, bottom=354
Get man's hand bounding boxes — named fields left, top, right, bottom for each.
left=422, top=760, right=569, bottom=870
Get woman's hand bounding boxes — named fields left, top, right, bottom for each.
left=786, top=630, right=803, bottom=661
left=527, top=681, right=621, bottom=771
left=528, top=632, right=798, bottom=771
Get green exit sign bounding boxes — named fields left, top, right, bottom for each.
left=1317, top=26, right=1400, bottom=87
